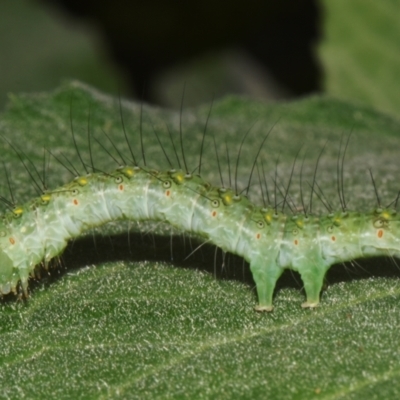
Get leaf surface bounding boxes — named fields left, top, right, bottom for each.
left=1, top=81, right=400, bottom=399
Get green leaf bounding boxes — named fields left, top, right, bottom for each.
left=1, top=81, right=400, bottom=399
left=320, top=0, right=400, bottom=117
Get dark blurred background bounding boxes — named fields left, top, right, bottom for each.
left=1, top=0, right=399, bottom=114
left=39, top=0, right=322, bottom=104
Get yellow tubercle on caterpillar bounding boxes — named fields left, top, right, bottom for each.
left=170, top=170, right=185, bottom=184
left=76, top=177, right=88, bottom=186
left=116, top=166, right=138, bottom=179
left=218, top=189, right=236, bottom=207
left=262, top=209, right=279, bottom=225
left=293, top=218, right=304, bottom=229
left=381, top=211, right=392, bottom=220
left=13, top=207, right=24, bottom=217
left=40, top=194, right=51, bottom=204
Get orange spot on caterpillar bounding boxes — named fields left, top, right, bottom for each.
left=119, top=184, right=124, bottom=191
left=212, top=211, right=217, bottom=217
left=331, top=236, right=336, bottom=242
left=294, top=240, right=299, bottom=246
left=256, top=233, right=261, bottom=240
left=73, top=199, right=78, bottom=205
left=378, top=229, right=383, bottom=238
left=9, top=237, right=15, bottom=245
left=165, top=190, right=171, bottom=197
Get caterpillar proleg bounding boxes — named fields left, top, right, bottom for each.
left=1, top=81, right=400, bottom=312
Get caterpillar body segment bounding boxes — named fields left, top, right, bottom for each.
left=0, top=164, right=400, bottom=311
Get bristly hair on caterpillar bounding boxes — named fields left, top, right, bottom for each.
left=1, top=80, right=400, bottom=312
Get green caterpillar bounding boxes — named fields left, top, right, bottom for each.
left=1, top=83, right=400, bottom=311
left=1, top=156, right=399, bottom=311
